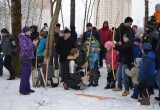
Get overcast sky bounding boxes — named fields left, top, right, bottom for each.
left=59, top=0, right=159, bottom=34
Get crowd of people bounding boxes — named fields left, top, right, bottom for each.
left=0, top=3, right=160, bottom=107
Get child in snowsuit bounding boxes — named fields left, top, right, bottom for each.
left=133, top=36, right=141, bottom=61
left=138, top=43, right=156, bottom=105
left=104, top=41, right=118, bottom=89
left=83, top=32, right=100, bottom=87
left=125, top=58, right=142, bottom=99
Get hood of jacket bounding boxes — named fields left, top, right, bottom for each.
left=143, top=51, right=155, bottom=60
left=102, top=21, right=109, bottom=29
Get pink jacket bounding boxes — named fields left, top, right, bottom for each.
left=105, top=49, right=118, bottom=70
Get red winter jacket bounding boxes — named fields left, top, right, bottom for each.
left=105, top=49, right=118, bottom=70
left=98, top=21, right=113, bottom=45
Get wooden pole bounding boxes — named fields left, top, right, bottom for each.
left=112, top=12, right=120, bottom=80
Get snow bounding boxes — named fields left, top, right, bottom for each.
left=0, top=64, right=160, bottom=110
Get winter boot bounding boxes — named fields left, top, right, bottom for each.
left=63, top=82, right=69, bottom=90
left=7, top=75, right=15, bottom=80
left=138, top=92, right=150, bottom=105
left=110, top=81, right=116, bottom=88
left=87, top=81, right=93, bottom=87
left=93, top=79, right=98, bottom=87
left=112, top=88, right=122, bottom=91
left=122, top=91, right=129, bottom=96
left=104, top=83, right=110, bottom=89
left=155, top=97, right=160, bottom=101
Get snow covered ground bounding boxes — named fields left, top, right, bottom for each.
left=0, top=65, right=160, bottom=110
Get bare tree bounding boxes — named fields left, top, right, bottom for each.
left=47, top=0, right=61, bottom=65
left=61, top=3, right=64, bottom=30
left=86, top=0, right=92, bottom=23
left=83, top=0, right=88, bottom=33
left=89, top=0, right=95, bottom=22
left=38, top=0, right=44, bottom=29
left=11, top=0, right=22, bottom=75
left=25, top=0, right=31, bottom=26
left=50, top=0, right=57, bottom=17
left=70, top=0, right=75, bottom=26
left=145, top=0, right=149, bottom=26
left=96, top=0, right=101, bottom=26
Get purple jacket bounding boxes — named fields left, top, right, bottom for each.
left=18, top=33, right=34, bottom=59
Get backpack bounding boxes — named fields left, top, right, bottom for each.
left=8, top=36, right=17, bottom=55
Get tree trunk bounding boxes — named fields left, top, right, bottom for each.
left=145, top=0, right=149, bottom=25
left=47, top=0, right=61, bottom=65
left=61, top=4, right=65, bottom=30
left=38, top=0, right=44, bottom=29
left=86, top=0, right=92, bottom=23
left=70, top=0, right=75, bottom=26
left=83, top=0, right=88, bottom=33
left=50, top=0, right=57, bottom=17
left=25, top=0, right=31, bottom=26
left=89, top=0, right=95, bottom=22
left=11, top=0, right=21, bottom=76
left=96, top=0, right=101, bottom=26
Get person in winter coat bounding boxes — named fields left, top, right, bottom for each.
left=125, top=58, right=142, bottom=99
left=114, top=17, right=134, bottom=44
left=63, top=48, right=89, bottom=90
left=104, top=41, right=118, bottom=89
left=133, top=36, right=141, bottom=61
left=76, top=38, right=85, bottom=67
left=83, top=32, right=100, bottom=87
left=30, top=25, right=39, bottom=41
left=82, top=23, right=100, bottom=43
left=70, top=25, right=77, bottom=43
left=98, top=21, right=113, bottom=67
left=155, top=35, right=160, bottom=106
left=143, top=21, right=159, bottom=52
left=56, top=29, right=75, bottom=82
left=112, top=34, right=134, bottom=96
left=0, top=37, right=3, bottom=76
left=132, top=25, right=141, bottom=38
left=1, top=28, right=17, bottom=80
left=138, top=43, right=156, bottom=105
left=19, top=26, right=39, bottom=95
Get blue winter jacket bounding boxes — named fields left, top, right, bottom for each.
left=133, top=44, right=141, bottom=61
left=138, top=51, right=156, bottom=86
left=37, top=38, right=46, bottom=57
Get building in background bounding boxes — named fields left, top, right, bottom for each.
left=94, top=0, right=132, bottom=29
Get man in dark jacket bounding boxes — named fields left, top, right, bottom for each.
left=82, top=23, right=100, bottom=43
left=1, top=28, right=16, bottom=80
left=115, top=17, right=134, bottom=44
left=112, top=34, right=134, bottom=96
left=98, top=21, right=113, bottom=67
left=143, top=21, right=159, bottom=52
left=56, top=29, right=75, bottom=81
left=30, top=25, right=39, bottom=41
left=70, top=25, right=77, bottom=43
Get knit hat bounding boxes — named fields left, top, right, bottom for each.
left=104, top=41, right=113, bottom=49
left=86, top=23, right=92, bottom=27
left=22, top=26, right=31, bottom=33
left=64, top=29, right=71, bottom=34
left=141, top=43, right=152, bottom=50
left=134, top=36, right=141, bottom=43
left=124, top=17, right=133, bottom=23
left=146, top=21, right=154, bottom=28
left=1, top=28, right=9, bottom=34
left=155, top=3, right=160, bottom=10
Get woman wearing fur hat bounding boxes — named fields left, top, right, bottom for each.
left=104, top=41, right=118, bottom=89
left=19, top=26, right=38, bottom=95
